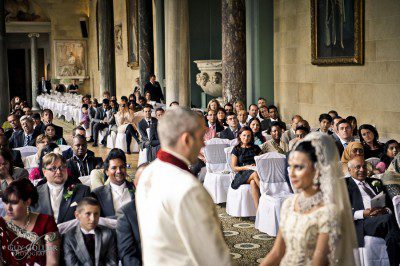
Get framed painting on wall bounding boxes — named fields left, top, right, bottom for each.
left=54, top=40, right=88, bottom=79
left=126, top=0, right=139, bottom=69
left=311, top=0, right=364, bottom=65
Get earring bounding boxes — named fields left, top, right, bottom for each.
left=26, top=206, right=30, bottom=216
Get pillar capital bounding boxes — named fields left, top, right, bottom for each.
left=28, top=33, right=40, bottom=39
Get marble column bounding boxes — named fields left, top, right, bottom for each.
left=138, top=0, right=154, bottom=87
left=0, top=0, right=9, bottom=122
left=28, top=33, right=39, bottom=110
left=222, top=0, right=246, bottom=104
left=98, top=0, right=116, bottom=96
left=165, top=0, right=190, bottom=107
left=154, top=0, right=165, bottom=93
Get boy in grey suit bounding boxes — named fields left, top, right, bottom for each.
left=63, top=197, right=118, bottom=266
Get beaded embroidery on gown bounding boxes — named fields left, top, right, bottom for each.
left=279, top=195, right=337, bottom=265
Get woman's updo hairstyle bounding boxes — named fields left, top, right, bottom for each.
left=293, top=141, right=317, bottom=164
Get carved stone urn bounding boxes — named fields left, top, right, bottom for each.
left=194, top=60, right=222, bottom=98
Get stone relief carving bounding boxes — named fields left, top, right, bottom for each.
left=54, top=40, right=87, bottom=79
left=5, top=0, right=48, bottom=22
left=114, top=24, right=123, bottom=54
left=194, top=60, right=222, bottom=98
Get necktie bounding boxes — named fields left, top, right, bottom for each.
left=82, top=233, right=96, bottom=263
left=360, top=182, right=376, bottom=199
left=24, top=135, right=31, bottom=146
left=51, top=187, right=62, bottom=201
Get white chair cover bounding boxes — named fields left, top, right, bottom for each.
left=115, top=132, right=139, bottom=153
left=230, top=139, right=238, bottom=146
left=107, top=131, right=117, bottom=149
left=138, top=148, right=148, bottom=166
left=254, top=152, right=292, bottom=235
left=32, top=178, right=43, bottom=187
left=58, top=145, right=72, bottom=152
left=358, top=236, right=389, bottom=266
left=224, top=146, right=257, bottom=217
left=203, top=138, right=231, bottom=204
left=98, top=217, right=117, bottom=229
left=78, top=175, right=91, bottom=186
left=13, top=146, right=38, bottom=158
left=261, top=131, right=272, bottom=141
left=393, top=195, right=400, bottom=227
left=366, top=157, right=380, bottom=168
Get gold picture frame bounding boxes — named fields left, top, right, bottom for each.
left=311, top=0, right=364, bottom=65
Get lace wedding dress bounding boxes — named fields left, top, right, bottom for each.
left=279, top=195, right=337, bottom=265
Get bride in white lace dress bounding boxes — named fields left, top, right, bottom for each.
left=260, top=132, right=359, bottom=266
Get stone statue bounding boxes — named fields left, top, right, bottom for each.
left=114, top=24, right=123, bottom=53
left=211, top=72, right=222, bottom=85
left=5, top=0, right=40, bottom=22
left=196, top=73, right=209, bottom=87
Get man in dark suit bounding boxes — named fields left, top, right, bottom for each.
left=334, top=119, right=354, bottom=157
left=0, top=135, right=23, bottom=168
left=143, top=74, right=164, bottom=103
left=37, top=77, right=51, bottom=95
left=138, top=104, right=159, bottom=162
left=116, top=163, right=147, bottom=266
left=35, top=109, right=63, bottom=138
left=32, top=153, right=91, bottom=224
left=260, top=105, right=282, bottom=132
left=68, top=79, right=79, bottom=94
left=92, top=149, right=135, bottom=218
left=91, top=99, right=111, bottom=147
left=206, top=109, right=224, bottom=133
left=345, top=157, right=400, bottom=265
left=67, top=135, right=103, bottom=178
left=63, top=197, right=118, bottom=265
left=5, top=113, right=22, bottom=140
left=219, top=112, right=240, bottom=140
left=9, top=115, right=38, bottom=148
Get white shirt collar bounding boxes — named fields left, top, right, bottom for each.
left=351, top=177, right=367, bottom=186
left=80, top=227, right=96, bottom=235
left=110, top=181, right=127, bottom=191
left=270, top=118, right=278, bottom=122
left=47, top=182, right=64, bottom=191
left=162, top=148, right=191, bottom=167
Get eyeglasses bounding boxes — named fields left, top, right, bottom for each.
left=45, top=166, right=67, bottom=172
left=352, top=164, right=367, bottom=170
left=351, top=148, right=364, bottom=154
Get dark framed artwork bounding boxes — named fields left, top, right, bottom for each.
left=126, top=0, right=139, bottom=68
left=311, top=0, right=364, bottom=65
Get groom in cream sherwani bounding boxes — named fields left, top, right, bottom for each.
left=136, top=107, right=231, bottom=266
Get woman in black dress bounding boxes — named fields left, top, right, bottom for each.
left=358, top=124, right=384, bottom=159
left=230, top=126, right=262, bottom=208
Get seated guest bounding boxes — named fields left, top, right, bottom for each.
left=138, top=105, right=159, bottom=162
left=32, top=152, right=90, bottom=224
left=0, top=178, right=60, bottom=265
left=288, top=126, right=310, bottom=151
left=24, top=134, right=50, bottom=172
left=216, top=107, right=227, bottom=127
left=317, top=113, right=333, bottom=135
left=144, top=74, right=165, bottom=103
left=331, top=116, right=343, bottom=141
left=32, top=112, right=42, bottom=128
left=231, top=127, right=262, bottom=208
left=144, top=91, right=152, bottom=104
left=62, top=126, right=92, bottom=160
left=237, top=109, right=248, bottom=127
left=9, top=115, right=38, bottom=148
left=35, top=109, right=63, bottom=138
left=206, top=109, right=224, bottom=134
left=29, top=143, right=62, bottom=182
left=334, top=119, right=354, bottom=157
left=257, top=97, right=267, bottom=109
left=207, top=99, right=221, bottom=112
left=116, top=163, right=147, bottom=266
left=258, top=105, right=269, bottom=121
left=282, top=115, right=303, bottom=145
left=328, top=110, right=339, bottom=119
left=0, top=135, right=23, bottom=168
left=261, top=122, right=289, bottom=154
left=219, top=112, right=240, bottom=140
left=347, top=115, right=359, bottom=139
left=387, top=153, right=400, bottom=173
left=345, top=157, right=400, bottom=266
left=91, top=149, right=135, bottom=218
left=0, top=150, right=28, bottom=191
left=91, top=99, right=111, bottom=147
left=63, top=197, right=118, bottom=265
left=115, top=98, right=141, bottom=154
left=79, top=103, right=90, bottom=131
left=260, top=105, right=282, bottom=132
left=248, top=117, right=266, bottom=145
left=68, top=79, right=79, bottom=94
left=246, top=104, right=259, bottom=122
left=224, top=102, right=234, bottom=113
left=45, top=123, right=67, bottom=145
left=234, top=100, right=245, bottom=114
left=67, top=135, right=103, bottom=178
left=341, top=142, right=364, bottom=175
left=359, top=124, right=384, bottom=159
left=377, top=140, right=399, bottom=172
left=4, top=114, right=22, bottom=139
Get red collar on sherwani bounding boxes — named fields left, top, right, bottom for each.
left=157, top=149, right=191, bottom=173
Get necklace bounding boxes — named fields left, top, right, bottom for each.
left=23, top=213, right=31, bottom=230
left=297, top=191, right=323, bottom=213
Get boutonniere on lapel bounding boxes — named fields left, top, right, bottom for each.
left=63, top=184, right=77, bottom=200
left=128, top=188, right=135, bottom=194
left=371, top=180, right=382, bottom=189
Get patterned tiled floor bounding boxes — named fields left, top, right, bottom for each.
left=54, top=117, right=274, bottom=265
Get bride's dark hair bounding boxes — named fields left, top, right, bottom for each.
left=294, top=141, right=317, bottom=164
